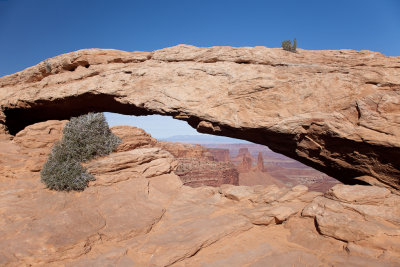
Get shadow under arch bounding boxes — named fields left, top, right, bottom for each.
left=1, top=92, right=395, bottom=188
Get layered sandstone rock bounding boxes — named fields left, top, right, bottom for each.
left=0, top=121, right=183, bottom=265
left=0, top=121, right=399, bottom=266
left=233, top=148, right=254, bottom=172
left=0, top=120, right=67, bottom=179
left=1, top=45, right=399, bottom=190
left=237, top=148, right=252, bottom=158
left=207, top=148, right=230, bottom=162
left=112, top=125, right=239, bottom=187
left=302, top=184, right=400, bottom=261
left=111, top=124, right=238, bottom=188
left=175, top=158, right=239, bottom=187
left=156, top=138, right=242, bottom=188
left=157, top=140, right=213, bottom=160
left=256, top=151, right=265, bottom=171
left=237, top=154, right=253, bottom=173
left=111, top=125, right=157, bottom=151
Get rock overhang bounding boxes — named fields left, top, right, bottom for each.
left=0, top=45, right=399, bottom=191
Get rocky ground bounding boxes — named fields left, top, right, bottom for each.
left=0, top=121, right=399, bottom=266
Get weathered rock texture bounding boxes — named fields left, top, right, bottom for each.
left=207, top=148, right=230, bottom=162
left=157, top=141, right=214, bottom=160
left=111, top=125, right=157, bottom=151
left=204, top=143, right=340, bottom=192
left=302, top=184, right=400, bottom=260
left=175, top=158, right=239, bottom=187
left=0, top=121, right=183, bottom=266
left=0, top=45, right=399, bottom=190
left=233, top=148, right=254, bottom=172
left=0, top=120, right=399, bottom=266
left=256, top=152, right=265, bottom=171
left=112, top=126, right=238, bottom=188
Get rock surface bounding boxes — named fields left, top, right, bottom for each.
left=0, top=120, right=67, bottom=183
left=0, top=121, right=399, bottom=266
left=175, top=158, right=239, bottom=187
left=302, top=184, right=400, bottom=261
left=256, top=151, right=265, bottom=171
left=1, top=45, right=399, bottom=189
left=157, top=140, right=213, bottom=160
left=111, top=125, right=157, bottom=152
left=239, top=170, right=287, bottom=188
left=207, top=148, right=231, bottom=162
left=204, top=143, right=341, bottom=192
left=112, top=125, right=235, bottom=187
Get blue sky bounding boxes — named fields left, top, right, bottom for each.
left=1, top=0, right=399, bottom=138
left=106, top=113, right=202, bottom=138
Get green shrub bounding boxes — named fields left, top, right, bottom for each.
left=40, top=112, right=121, bottom=191
left=281, top=38, right=297, bottom=52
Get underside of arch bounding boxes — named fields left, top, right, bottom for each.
left=0, top=45, right=399, bottom=191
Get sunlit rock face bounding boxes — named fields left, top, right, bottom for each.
left=156, top=139, right=239, bottom=187
left=1, top=45, right=399, bottom=190
left=175, top=158, right=239, bottom=187
left=0, top=120, right=399, bottom=266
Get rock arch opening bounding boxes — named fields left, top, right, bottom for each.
left=1, top=46, right=398, bottom=190
left=105, top=113, right=341, bottom=192
left=1, top=92, right=393, bottom=188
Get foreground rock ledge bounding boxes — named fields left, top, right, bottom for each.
left=1, top=45, right=399, bottom=190
left=0, top=121, right=399, bottom=266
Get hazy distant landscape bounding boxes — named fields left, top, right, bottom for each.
left=164, top=135, right=340, bottom=192
left=161, top=134, right=251, bottom=144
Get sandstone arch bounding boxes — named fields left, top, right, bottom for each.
left=1, top=45, right=399, bottom=190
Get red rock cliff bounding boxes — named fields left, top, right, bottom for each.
left=207, top=148, right=230, bottom=162
left=256, top=152, right=265, bottom=172
left=174, top=158, right=239, bottom=187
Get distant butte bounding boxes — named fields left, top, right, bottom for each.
left=1, top=45, right=399, bottom=190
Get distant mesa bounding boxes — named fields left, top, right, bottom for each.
left=204, top=143, right=341, bottom=192
left=161, top=135, right=251, bottom=144
left=206, top=148, right=230, bottom=162
left=237, top=148, right=252, bottom=157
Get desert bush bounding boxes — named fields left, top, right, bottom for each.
left=61, top=112, right=121, bottom=162
left=281, top=38, right=297, bottom=52
left=41, top=112, right=121, bottom=191
left=41, top=142, right=95, bottom=191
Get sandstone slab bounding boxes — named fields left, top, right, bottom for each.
left=326, top=183, right=391, bottom=204
left=0, top=121, right=183, bottom=265
left=219, top=184, right=255, bottom=201
left=1, top=120, right=400, bottom=266
left=302, top=184, right=400, bottom=259
left=111, top=125, right=157, bottom=152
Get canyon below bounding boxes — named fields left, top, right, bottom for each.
left=201, top=142, right=340, bottom=192
left=0, top=45, right=399, bottom=266
left=164, top=135, right=340, bottom=192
